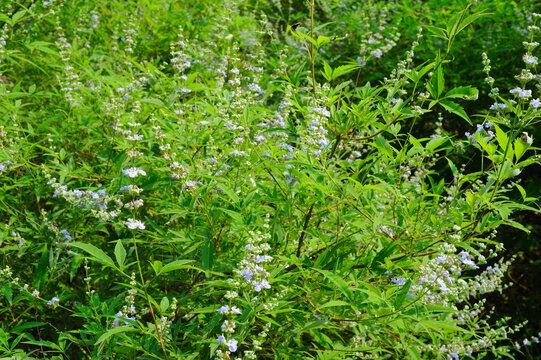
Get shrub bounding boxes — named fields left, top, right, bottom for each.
left=0, top=1, right=539, bottom=359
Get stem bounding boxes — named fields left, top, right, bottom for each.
left=296, top=204, right=314, bottom=257
left=132, top=234, right=168, bottom=359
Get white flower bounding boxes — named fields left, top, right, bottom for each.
left=531, top=98, right=540, bottom=108
left=524, top=54, right=538, bottom=65
left=126, top=218, right=145, bottom=230
left=370, top=49, right=383, bottom=58
left=122, top=167, right=146, bottom=178
left=230, top=306, right=242, bottom=315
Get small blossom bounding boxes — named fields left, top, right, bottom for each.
left=122, top=167, right=146, bottom=178
left=253, top=279, right=271, bottom=292
left=230, top=306, right=242, bottom=315
left=519, top=89, right=532, bottom=99
left=126, top=218, right=145, bottom=230
left=47, top=296, right=60, bottom=307
left=531, top=98, right=540, bottom=108
left=226, top=338, right=238, bottom=352
left=217, top=305, right=229, bottom=313
left=370, top=49, right=383, bottom=58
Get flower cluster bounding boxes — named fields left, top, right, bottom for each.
left=55, top=27, right=83, bottom=106
left=113, top=274, right=138, bottom=327
left=215, top=216, right=275, bottom=359
left=45, top=174, right=122, bottom=222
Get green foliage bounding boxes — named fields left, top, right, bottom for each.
left=0, top=0, right=540, bottom=359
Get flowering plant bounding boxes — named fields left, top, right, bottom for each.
left=0, top=0, right=539, bottom=359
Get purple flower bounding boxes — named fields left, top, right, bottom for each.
left=240, top=268, right=253, bottom=281
left=47, top=296, right=60, bottom=306
left=217, top=305, right=229, bottom=313
left=436, top=255, right=446, bottom=263
left=226, top=338, right=238, bottom=352
left=253, top=279, right=271, bottom=292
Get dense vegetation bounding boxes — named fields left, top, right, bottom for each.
left=0, top=0, right=540, bottom=359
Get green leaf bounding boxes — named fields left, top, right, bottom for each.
left=140, top=98, right=165, bottom=108
left=95, top=327, right=138, bottom=345
left=11, top=10, right=26, bottom=25
left=201, top=240, right=214, bottom=273
left=157, top=259, right=197, bottom=275
left=216, top=183, right=239, bottom=204
left=160, top=297, right=170, bottom=313
left=423, top=25, right=448, bottom=40
left=313, top=268, right=352, bottom=300
left=316, top=35, right=331, bottom=48
left=323, top=61, right=332, bottom=82
left=114, top=240, right=126, bottom=267
left=493, top=124, right=509, bottom=154
left=446, top=158, right=458, bottom=176
left=426, top=136, right=447, bottom=151
left=504, top=220, right=531, bottom=234
left=319, top=300, right=351, bottom=309
left=152, top=260, right=163, bottom=274
left=419, top=320, right=472, bottom=334
left=374, top=134, right=395, bottom=160
left=456, top=10, right=489, bottom=35
left=34, top=247, right=49, bottom=291
left=70, top=242, right=116, bottom=269
left=513, top=137, right=527, bottom=162
left=440, top=100, right=471, bottom=124
left=23, top=340, right=61, bottom=350
left=332, top=64, right=358, bottom=80
left=436, top=62, right=444, bottom=98
left=444, top=86, right=478, bottom=100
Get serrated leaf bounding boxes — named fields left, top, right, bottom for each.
left=332, top=64, right=358, bottom=79
left=440, top=100, right=471, bottom=124
left=140, top=98, right=165, bottom=107
left=493, top=124, right=509, bottom=154
left=513, top=137, right=527, bottom=162
left=444, top=86, right=478, bottom=100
